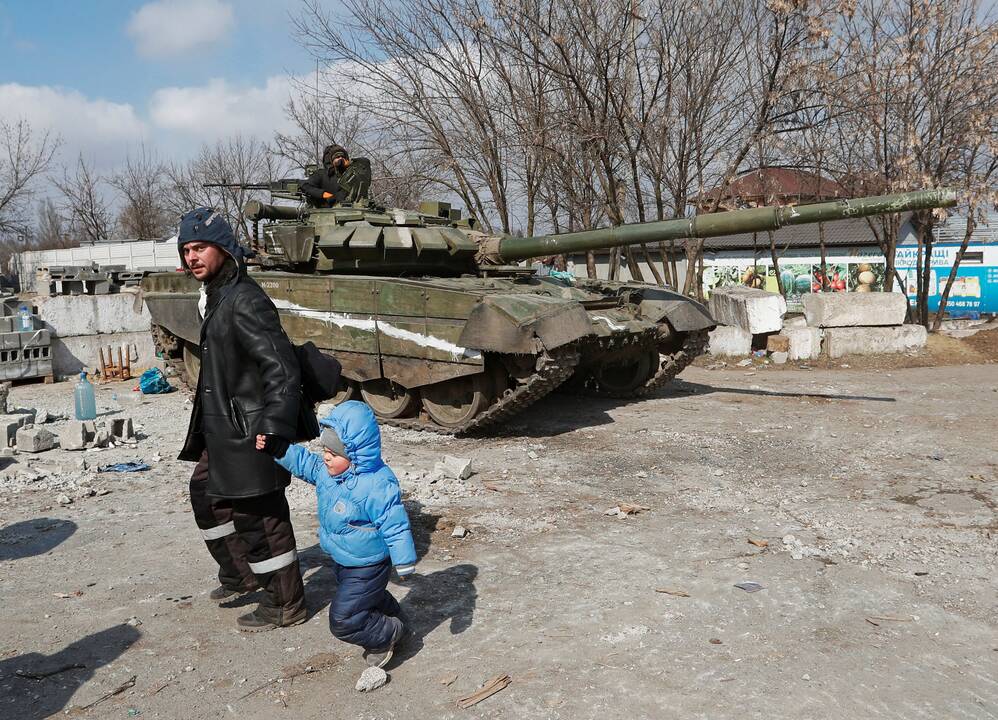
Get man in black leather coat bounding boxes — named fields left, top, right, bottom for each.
left=176, top=207, right=307, bottom=631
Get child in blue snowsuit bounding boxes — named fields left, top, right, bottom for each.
left=256, top=401, right=416, bottom=667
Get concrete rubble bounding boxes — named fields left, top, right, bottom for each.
left=432, top=455, right=474, bottom=481
left=15, top=426, right=56, bottom=453
left=802, top=292, right=907, bottom=328
left=708, top=287, right=786, bottom=335
left=355, top=666, right=388, bottom=692
left=783, top=326, right=822, bottom=361
left=823, top=324, right=928, bottom=358
left=707, top=326, right=752, bottom=357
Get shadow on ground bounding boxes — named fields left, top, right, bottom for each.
left=0, top=624, right=141, bottom=720
left=0, top=518, right=77, bottom=561
left=391, top=563, right=478, bottom=667
left=661, top=378, right=897, bottom=403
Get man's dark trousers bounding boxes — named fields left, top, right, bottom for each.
left=190, top=450, right=305, bottom=614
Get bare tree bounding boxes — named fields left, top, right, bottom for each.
left=165, top=136, right=283, bottom=243
left=54, top=154, right=113, bottom=243
left=34, top=198, right=75, bottom=249
left=109, top=144, right=173, bottom=240
left=0, top=119, right=59, bottom=239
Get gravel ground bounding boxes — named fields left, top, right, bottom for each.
left=0, top=361, right=996, bottom=719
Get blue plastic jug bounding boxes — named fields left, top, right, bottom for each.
left=74, top=372, right=97, bottom=421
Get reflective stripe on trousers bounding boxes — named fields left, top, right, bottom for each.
left=200, top=521, right=236, bottom=541
left=247, top=548, right=297, bottom=574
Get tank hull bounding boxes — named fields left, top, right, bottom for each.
left=142, top=270, right=712, bottom=432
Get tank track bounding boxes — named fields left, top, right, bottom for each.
left=579, top=328, right=708, bottom=399
left=380, top=346, right=581, bottom=436
left=151, top=324, right=195, bottom=393
left=633, top=328, right=708, bottom=397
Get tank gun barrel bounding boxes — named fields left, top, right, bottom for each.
left=244, top=200, right=303, bottom=222
left=494, top=188, right=958, bottom=262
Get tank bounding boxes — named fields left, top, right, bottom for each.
left=143, top=183, right=956, bottom=433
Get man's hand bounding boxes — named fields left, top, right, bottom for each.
left=321, top=191, right=333, bottom=199
left=256, top=434, right=289, bottom=457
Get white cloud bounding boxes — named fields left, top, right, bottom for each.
left=127, top=0, right=234, bottom=59
left=0, top=83, right=147, bottom=170
left=149, top=76, right=293, bottom=140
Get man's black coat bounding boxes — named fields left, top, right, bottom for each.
left=179, top=270, right=301, bottom=498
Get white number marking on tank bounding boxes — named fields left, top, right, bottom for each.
left=270, top=298, right=482, bottom=359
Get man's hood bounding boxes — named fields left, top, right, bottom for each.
left=319, top=401, right=384, bottom=475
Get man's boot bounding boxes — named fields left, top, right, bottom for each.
left=236, top=560, right=306, bottom=632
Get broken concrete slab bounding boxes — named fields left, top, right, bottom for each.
left=433, top=455, right=473, bottom=481
left=824, top=324, right=928, bottom=358
left=16, top=426, right=56, bottom=453
left=708, top=287, right=786, bottom=334
left=803, top=293, right=907, bottom=328
left=785, top=327, right=822, bottom=361
left=707, top=325, right=752, bottom=357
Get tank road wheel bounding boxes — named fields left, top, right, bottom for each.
left=421, top=373, right=493, bottom=428
left=361, top=379, right=419, bottom=418
left=589, top=348, right=658, bottom=395
left=331, top=379, right=359, bottom=405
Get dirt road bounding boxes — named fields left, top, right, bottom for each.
left=1, top=363, right=996, bottom=719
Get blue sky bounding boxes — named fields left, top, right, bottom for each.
left=0, top=0, right=316, bottom=170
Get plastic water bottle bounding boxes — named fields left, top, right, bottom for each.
left=17, top=305, right=32, bottom=331
left=74, top=372, right=97, bottom=421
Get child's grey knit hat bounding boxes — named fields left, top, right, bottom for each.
left=320, top=427, right=347, bottom=458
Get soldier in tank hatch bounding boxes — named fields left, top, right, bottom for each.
left=177, top=206, right=310, bottom=631
left=302, top=143, right=352, bottom=207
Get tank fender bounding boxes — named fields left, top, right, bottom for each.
left=458, top=294, right=594, bottom=354
left=637, top=288, right=715, bottom=331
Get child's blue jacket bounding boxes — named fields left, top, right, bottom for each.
left=275, top=401, right=416, bottom=572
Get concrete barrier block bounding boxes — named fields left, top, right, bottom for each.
left=824, top=324, right=927, bottom=358
left=785, top=327, right=822, bottom=360
left=708, top=325, right=753, bottom=356
left=35, top=294, right=152, bottom=337
left=59, top=420, right=92, bottom=451
left=708, top=287, right=786, bottom=334
left=803, top=293, right=907, bottom=328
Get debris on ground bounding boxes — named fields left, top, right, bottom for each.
left=456, top=674, right=511, bottom=709
left=439, top=673, right=458, bottom=686
left=865, top=615, right=914, bottom=626
left=98, top=461, right=150, bottom=473
left=356, top=666, right=388, bottom=692
left=451, top=525, right=468, bottom=538
left=734, top=581, right=764, bottom=593
left=432, top=455, right=474, bottom=481
left=747, top=538, right=769, bottom=548
left=655, top=588, right=690, bottom=597
left=604, top=502, right=650, bottom=518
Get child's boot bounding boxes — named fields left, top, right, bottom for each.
left=363, top=616, right=405, bottom=668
